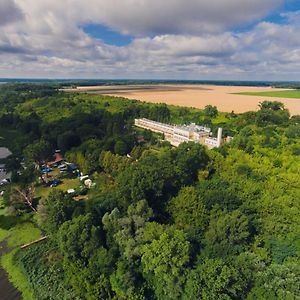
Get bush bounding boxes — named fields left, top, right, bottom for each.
left=16, top=241, right=77, bottom=300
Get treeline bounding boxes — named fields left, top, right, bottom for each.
left=1, top=85, right=300, bottom=299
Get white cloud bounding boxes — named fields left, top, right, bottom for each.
left=1, top=0, right=300, bottom=80
left=8, top=0, right=283, bottom=35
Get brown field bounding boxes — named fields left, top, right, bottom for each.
left=66, top=85, right=300, bottom=115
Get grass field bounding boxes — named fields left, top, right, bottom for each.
left=35, top=178, right=81, bottom=198
left=234, top=89, right=300, bottom=99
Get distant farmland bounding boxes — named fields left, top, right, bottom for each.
left=66, top=84, right=300, bottom=115
left=234, top=89, right=300, bottom=99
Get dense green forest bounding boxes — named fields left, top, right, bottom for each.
left=0, top=83, right=300, bottom=300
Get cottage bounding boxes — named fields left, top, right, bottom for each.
left=48, top=153, right=64, bottom=167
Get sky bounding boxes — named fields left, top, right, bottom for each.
left=0, top=0, right=300, bottom=80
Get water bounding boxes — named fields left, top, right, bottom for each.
left=0, top=242, right=21, bottom=300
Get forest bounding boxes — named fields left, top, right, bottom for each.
left=0, top=83, right=299, bottom=300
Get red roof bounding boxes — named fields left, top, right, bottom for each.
left=48, top=153, right=64, bottom=166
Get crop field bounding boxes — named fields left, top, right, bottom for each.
left=67, top=84, right=300, bottom=115
left=234, top=89, right=300, bottom=99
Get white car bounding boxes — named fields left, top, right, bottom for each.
left=0, top=178, right=11, bottom=185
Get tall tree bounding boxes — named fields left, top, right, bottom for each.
left=183, top=258, right=244, bottom=300
left=168, top=186, right=208, bottom=241
left=141, top=228, right=190, bottom=300
left=204, top=209, right=251, bottom=257
left=24, top=139, right=52, bottom=167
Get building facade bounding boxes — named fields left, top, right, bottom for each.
left=135, top=118, right=224, bottom=149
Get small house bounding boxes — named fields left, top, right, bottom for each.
left=48, top=153, right=64, bottom=167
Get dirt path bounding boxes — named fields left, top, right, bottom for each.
left=0, top=241, right=21, bottom=300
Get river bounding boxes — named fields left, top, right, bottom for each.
left=0, top=242, right=21, bottom=300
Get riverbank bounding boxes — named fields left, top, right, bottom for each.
left=0, top=209, right=42, bottom=300
left=0, top=241, right=21, bottom=300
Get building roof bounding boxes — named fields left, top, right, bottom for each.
left=48, top=153, right=64, bottom=166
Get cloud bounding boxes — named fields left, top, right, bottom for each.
left=0, top=0, right=23, bottom=26
left=13, top=0, right=283, bottom=36
left=1, top=1, right=300, bottom=80
left=93, top=0, right=283, bottom=35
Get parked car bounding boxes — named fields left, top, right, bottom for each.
left=51, top=178, right=61, bottom=187
left=41, top=167, right=53, bottom=174
left=0, top=178, right=11, bottom=186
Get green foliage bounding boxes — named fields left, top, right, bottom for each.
left=57, top=131, right=81, bottom=151
left=57, top=213, right=100, bottom=262
left=248, top=262, right=300, bottom=300
left=0, top=220, right=42, bottom=300
left=203, top=104, right=219, bottom=118
left=1, top=249, right=36, bottom=300
left=141, top=228, right=190, bottom=300
left=259, top=101, right=285, bottom=111
left=16, top=241, right=77, bottom=300
left=168, top=186, right=208, bottom=240
left=183, top=258, right=244, bottom=300
left=65, top=150, right=90, bottom=174
left=103, top=200, right=153, bottom=298
left=37, top=190, right=75, bottom=234
left=99, top=150, right=132, bottom=176
left=204, top=210, right=251, bottom=257
left=116, top=154, right=177, bottom=211
left=24, top=139, right=52, bottom=164
left=1, top=85, right=300, bottom=300
left=114, top=200, right=153, bottom=260
left=114, top=139, right=129, bottom=155
left=6, top=223, right=41, bottom=248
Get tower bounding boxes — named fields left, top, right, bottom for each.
left=217, top=128, right=222, bottom=147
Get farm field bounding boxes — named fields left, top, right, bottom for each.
left=67, top=84, right=300, bottom=115
left=234, top=89, right=300, bottom=99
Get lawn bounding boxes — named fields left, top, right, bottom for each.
left=35, top=178, right=81, bottom=198
left=5, top=222, right=41, bottom=248
left=212, top=112, right=229, bottom=124
left=233, top=89, right=300, bottom=99
left=0, top=211, right=41, bottom=245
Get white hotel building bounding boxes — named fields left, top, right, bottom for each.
left=134, top=118, right=224, bottom=149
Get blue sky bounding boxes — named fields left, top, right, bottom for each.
left=0, top=0, right=300, bottom=80
left=84, top=1, right=300, bottom=45
left=82, top=24, right=133, bottom=46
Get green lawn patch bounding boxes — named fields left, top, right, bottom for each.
left=6, top=222, right=41, bottom=248
left=212, top=112, right=229, bottom=124
left=233, top=90, right=300, bottom=99
left=0, top=228, right=9, bottom=242
left=35, top=178, right=81, bottom=198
